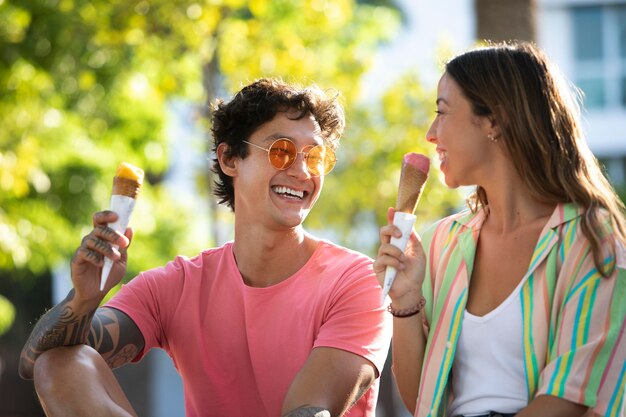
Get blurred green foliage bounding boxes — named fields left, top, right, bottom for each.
left=0, top=294, right=16, bottom=335
left=0, top=0, right=463, bottom=333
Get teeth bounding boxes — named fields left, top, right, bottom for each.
left=438, top=151, right=447, bottom=162
left=273, top=186, right=304, bottom=199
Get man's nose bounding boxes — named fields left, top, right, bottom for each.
left=287, top=152, right=312, bottom=178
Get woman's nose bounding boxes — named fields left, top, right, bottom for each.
left=426, top=122, right=437, bottom=143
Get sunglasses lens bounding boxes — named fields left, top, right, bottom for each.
left=268, top=139, right=296, bottom=170
left=307, top=146, right=336, bottom=176
left=265, top=139, right=336, bottom=176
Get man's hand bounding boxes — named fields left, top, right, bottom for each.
left=71, top=210, right=132, bottom=301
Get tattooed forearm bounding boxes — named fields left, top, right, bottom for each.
left=283, top=406, right=331, bottom=417
left=19, top=289, right=96, bottom=379
left=19, top=292, right=144, bottom=379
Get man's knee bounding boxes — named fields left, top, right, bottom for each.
left=33, top=345, right=136, bottom=417
left=34, top=345, right=104, bottom=396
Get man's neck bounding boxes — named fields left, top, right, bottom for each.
left=232, top=226, right=319, bottom=288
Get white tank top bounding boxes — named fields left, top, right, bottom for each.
left=448, top=277, right=528, bottom=416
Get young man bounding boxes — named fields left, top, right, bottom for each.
left=19, top=78, right=391, bottom=417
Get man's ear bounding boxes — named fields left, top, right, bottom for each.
left=217, top=142, right=238, bottom=177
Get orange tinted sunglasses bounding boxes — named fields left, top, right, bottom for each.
left=243, top=138, right=336, bottom=176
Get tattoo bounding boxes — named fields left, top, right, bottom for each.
left=108, top=344, right=139, bottom=368
left=19, top=294, right=144, bottom=380
left=93, top=236, right=108, bottom=251
left=99, top=225, right=117, bottom=240
left=88, top=308, right=143, bottom=369
left=19, top=290, right=96, bottom=378
left=88, top=311, right=117, bottom=352
left=283, top=406, right=331, bottom=417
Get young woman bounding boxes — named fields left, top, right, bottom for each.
left=375, top=42, right=626, bottom=417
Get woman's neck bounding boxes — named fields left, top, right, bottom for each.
left=480, top=172, right=555, bottom=234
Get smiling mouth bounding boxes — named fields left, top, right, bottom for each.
left=272, top=186, right=306, bottom=200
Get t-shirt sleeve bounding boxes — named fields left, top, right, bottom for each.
left=312, top=256, right=392, bottom=376
left=535, top=235, right=626, bottom=415
left=106, top=257, right=186, bottom=362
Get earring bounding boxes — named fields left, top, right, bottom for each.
left=487, top=133, right=498, bottom=143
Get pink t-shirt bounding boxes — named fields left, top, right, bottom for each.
left=106, top=240, right=391, bottom=417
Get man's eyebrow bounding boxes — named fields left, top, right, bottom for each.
left=436, top=98, right=448, bottom=106
left=263, top=133, right=291, bottom=142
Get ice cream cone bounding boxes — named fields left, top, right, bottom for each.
left=112, top=161, right=144, bottom=197
left=395, top=153, right=429, bottom=214
left=100, top=162, right=144, bottom=291
left=112, top=176, right=142, bottom=199
left=396, top=166, right=428, bottom=214
left=381, top=153, right=430, bottom=303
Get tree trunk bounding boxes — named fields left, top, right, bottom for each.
left=474, top=0, right=537, bottom=42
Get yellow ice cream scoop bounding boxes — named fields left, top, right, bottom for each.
left=101, top=162, right=144, bottom=291
left=115, top=162, right=144, bottom=184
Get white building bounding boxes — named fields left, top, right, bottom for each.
left=540, top=0, right=626, bottom=184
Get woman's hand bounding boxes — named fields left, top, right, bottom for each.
left=373, top=207, right=426, bottom=306
left=70, top=211, right=133, bottom=302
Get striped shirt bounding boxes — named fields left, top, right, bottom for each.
left=415, top=203, right=626, bottom=417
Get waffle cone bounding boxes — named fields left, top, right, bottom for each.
left=112, top=176, right=142, bottom=199
left=395, top=165, right=428, bottom=214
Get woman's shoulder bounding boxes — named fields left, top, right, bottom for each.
left=419, top=208, right=480, bottom=256
left=423, top=208, right=478, bottom=237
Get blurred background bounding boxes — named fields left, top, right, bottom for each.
left=1, top=0, right=625, bottom=415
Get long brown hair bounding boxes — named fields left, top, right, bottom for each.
left=446, top=41, right=626, bottom=276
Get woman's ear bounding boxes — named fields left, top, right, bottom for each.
left=489, top=104, right=509, bottom=138
left=485, top=115, right=502, bottom=139
left=217, top=142, right=237, bottom=177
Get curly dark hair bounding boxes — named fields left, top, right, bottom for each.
left=210, top=78, right=345, bottom=210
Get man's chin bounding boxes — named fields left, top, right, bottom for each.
left=282, top=210, right=311, bottom=228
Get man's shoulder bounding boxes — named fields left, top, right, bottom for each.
left=174, top=241, right=233, bottom=264
left=141, top=242, right=233, bottom=279
left=307, top=240, right=375, bottom=288
left=316, top=239, right=373, bottom=263
left=194, top=241, right=233, bottom=261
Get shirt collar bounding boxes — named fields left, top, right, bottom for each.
left=452, top=202, right=582, bottom=232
